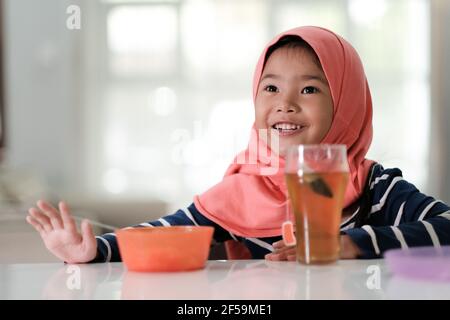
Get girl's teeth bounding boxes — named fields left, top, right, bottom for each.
left=273, top=123, right=300, bottom=130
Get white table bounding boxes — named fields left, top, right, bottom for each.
left=0, top=259, right=449, bottom=300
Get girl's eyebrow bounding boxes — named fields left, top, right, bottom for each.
left=260, top=73, right=327, bottom=84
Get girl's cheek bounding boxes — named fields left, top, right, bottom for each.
left=254, top=108, right=270, bottom=127
left=254, top=114, right=265, bottom=129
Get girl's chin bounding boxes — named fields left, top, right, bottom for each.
left=269, top=143, right=291, bottom=158
left=260, top=133, right=310, bottom=156
left=278, top=144, right=291, bottom=157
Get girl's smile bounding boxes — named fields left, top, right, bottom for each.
left=270, top=121, right=308, bottom=136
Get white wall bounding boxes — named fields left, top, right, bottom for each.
left=3, top=0, right=449, bottom=206
left=3, top=0, right=80, bottom=196
left=430, top=0, right=450, bottom=204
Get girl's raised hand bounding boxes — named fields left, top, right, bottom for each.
left=26, top=200, right=97, bottom=264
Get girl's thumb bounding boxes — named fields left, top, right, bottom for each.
left=81, top=219, right=95, bottom=243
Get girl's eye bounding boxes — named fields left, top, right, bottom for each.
left=301, top=86, right=319, bottom=94
left=264, top=85, right=278, bottom=93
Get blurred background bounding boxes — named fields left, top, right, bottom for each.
left=0, top=0, right=449, bottom=263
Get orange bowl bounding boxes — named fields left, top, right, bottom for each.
left=115, top=226, right=214, bottom=272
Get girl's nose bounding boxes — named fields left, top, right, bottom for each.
left=276, top=104, right=299, bottom=113
left=276, top=90, right=301, bottom=113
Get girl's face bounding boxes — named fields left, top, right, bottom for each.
left=255, top=46, right=334, bottom=156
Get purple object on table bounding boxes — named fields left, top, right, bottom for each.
left=385, top=246, right=450, bottom=282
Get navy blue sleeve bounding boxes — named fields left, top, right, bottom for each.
left=91, top=203, right=233, bottom=263
left=343, top=166, right=450, bottom=259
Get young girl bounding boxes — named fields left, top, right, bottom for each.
left=26, top=26, right=450, bottom=264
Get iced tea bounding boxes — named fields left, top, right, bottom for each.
left=285, top=171, right=349, bottom=264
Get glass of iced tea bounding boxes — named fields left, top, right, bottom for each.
left=285, top=144, right=349, bottom=264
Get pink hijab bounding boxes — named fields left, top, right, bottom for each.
left=194, top=26, right=375, bottom=238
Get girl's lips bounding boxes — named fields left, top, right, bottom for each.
left=270, top=126, right=306, bottom=136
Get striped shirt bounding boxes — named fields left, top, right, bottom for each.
left=91, top=164, right=450, bottom=262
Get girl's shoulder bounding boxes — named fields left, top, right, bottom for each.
left=369, top=163, right=402, bottom=180
left=351, top=163, right=420, bottom=227
left=366, top=163, right=419, bottom=197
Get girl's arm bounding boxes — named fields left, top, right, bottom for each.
left=267, top=167, right=450, bottom=261
left=27, top=201, right=234, bottom=264
left=342, top=167, right=450, bottom=259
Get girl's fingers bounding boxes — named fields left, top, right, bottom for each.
left=265, top=253, right=277, bottom=261
left=37, top=200, right=63, bottom=229
left=269, top=236, right=297, bottom=261
left=265, top=246, right=297, bottom=261
left=273, top=245, right=295, bottom=255
left=273, top=240, right=296, bottom=250
left=29, top=208, right=53, bottom=233
left=266, top=252, right=286, bottom=261
left=273, top=240, right=285, bottom=249
left=276, top=250, right=290, bottom=260
left=59, top=201, right=76, bottom=232
left=26, top=215, right=46, bottom=235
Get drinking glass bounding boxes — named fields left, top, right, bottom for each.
left=284, top=144, right=349, bottom=264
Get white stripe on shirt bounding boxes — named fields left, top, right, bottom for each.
left=96, top=236, right=112, bottom=262
left=245, top=237, right=275, bottom=252
left=361, top=225, right=381, bottom=255
left=418, top=200, right=443, bottom=221
left=370, top=176, right=403, bottom=214
left=421, top=221, right=441, bottom=248
left=229, top=232, right=238, bottom=241
left=438, top=211, right=450, bottom=220
left=340, top=207, right=360, bottom=227
left=370, top=174, right=390, bottom=190
left=394, top=201, right=405, bottom=226
left=390, top=226, right=408, bottom=249
left=182, top=208, right=199, bottom=226
left=103, top=232, right=116, bottom=237
left=158, top=218, right=171, bottom=227
left=340, top=222, right=355, bottom=231
left=138, top=222, right=154, bottom=227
